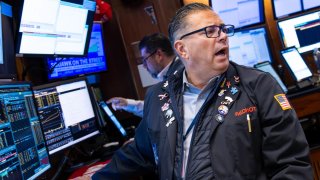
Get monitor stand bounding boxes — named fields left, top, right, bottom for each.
left=314, top=48, right=320, bottom=74
left=297, top=79, right=313, bottom=89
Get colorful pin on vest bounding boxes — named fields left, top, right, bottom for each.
left=218, top=105, right=229, bottom=115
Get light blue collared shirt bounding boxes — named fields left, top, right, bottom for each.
left=181, top=71, right=219, bottom=177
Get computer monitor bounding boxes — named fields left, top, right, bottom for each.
left=302, top=0, right=320, bottom=10
left=254, top=61, right=288, bottom=93
left=16, top=0, right=96, bottom=57
left=33, top=77, right=100, bottom=154
left=228, top=26, right=273, bottom=67
left=271, top=0, right=302, bottom=19
left=280, top=47, right=313, bottom=82
left=0, top=1, right=16, bottom=77
left=0, top=82, right=51, bottom=180
left=47, top=21, right=107, bottom=80
left=277, top=10, right=320, bottom=53
left=209, top=0, right=264, bottom=29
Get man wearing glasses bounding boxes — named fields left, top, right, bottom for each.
left=93, top=3, right=312, bottom=179
left=107, top=33, right=183, bottom=117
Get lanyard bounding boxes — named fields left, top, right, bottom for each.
left=182, top=75, right=224, bottom=142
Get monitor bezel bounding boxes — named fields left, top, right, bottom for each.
left=32, top=76, right=101, bottom=154
left=253, top=61, right=288, bottom=93
left=276, top=9, right=320, bottom=54
left=280, top=46, right=313, bottom=82
left=228, top=24, right=274, bottom=67
left=45, top=21, right=108, bottom=81
left=271, top=0, right=303, bottom=20
left=0, top=1, right=16, bottom=77
left=209, top=0, right=265, bottom=29
left=0, top=81, right=52, bottom=180
left=15, top=0, right=96, bottom=58
left=302, top=0, right=320, bottom=11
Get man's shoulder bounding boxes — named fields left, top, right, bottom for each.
left=231, top=62, right=268, bottom=82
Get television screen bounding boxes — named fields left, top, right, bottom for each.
left=33, top=77, right=100, bottom=154
left=47, top=22, right=107, bottom=80
left=302, top=0, right=320, bottom=10
left=0, top=82, right=51, bottom=180
left=210, top=0, right=264, bottom=29
left=0, top=1, right=16, bottom=77
left=16, top=0, right=96, bottom=57
left=277, top=10, right=320, bottom=53
left=272, top=0, right=302, bottom=19
left=228, top=26, right=272, bottom=67
left=280, top=47, right=313, bottom=81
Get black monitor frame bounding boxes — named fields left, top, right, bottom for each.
left=15, top=0, right=96, bottom=58
left=277, top=9, right=320, bottom=54
left=228, top=25, right=274, bottom=67
left=0, top=1, right=16, bottom=77
left=46, top=21, right=108, bottom=81
left=280, top=46, right=313, bottom=82
left=302, top=0, right=320, bottom=11
left=254, top=61, right=288, bottom=93
left=32, top=76, right=101, bottom=154
left=271, top=0, right=303, bottom=19
left=209, top=0, right=265, bottom=29
left=0, top=81, right=51, bottom=180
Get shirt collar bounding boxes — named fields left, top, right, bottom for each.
left=156, top=57, right=178, bottom=81
left=182, top=70, right=220, bottom=95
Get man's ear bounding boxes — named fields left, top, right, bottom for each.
left=174, top=40, right=188, bottom=59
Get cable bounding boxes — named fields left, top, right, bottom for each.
left=49, top=58, right=66, bottom=74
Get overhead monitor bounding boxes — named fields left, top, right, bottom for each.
left=302, top=0, right=320, bottom=10
left=271, top=0, right=302, bottom=19
left=277, top=10, right=320, bottom=53
left=0, top=82, right=51, bottom=179
left=254, top=61, right=288, bottom=93
left=0, top=1, right=16, bottom=77
left=228, top=26, right=272, bottom=67
left=280, top=46, right=313, bottom=82
left=16, top=0, right=96, bottom=57
left=46, top=21, right=107, bottom=80
left=33, top=77, right=100, bottom=154
left=209, top=0, right=264, bottom=29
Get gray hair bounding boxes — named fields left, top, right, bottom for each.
left=168, top=3, right=212, bottom=46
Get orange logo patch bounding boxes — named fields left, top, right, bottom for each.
left=235, top=106, right=256, bottom=117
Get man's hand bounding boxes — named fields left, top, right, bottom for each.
left=107, top=97, right=128, bottom=111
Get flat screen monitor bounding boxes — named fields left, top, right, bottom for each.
left=0, top=82, right=51, bottom=180
left=33, top=77, right=100, bottom=154
left=16, top=0, right=96, bottom=57
left=280, top=47, right=313, bottom=81
left=0, top=1, right=16, bottom=77
left=277, top=10, right=320, bottom=53
left=302, top=0, right=320, bottom=10
left=209, top=0, right=264, bottom=29
left=254, top=61, right=288, bottom=93
left=47, top=21, right=107, bottom=80
left=271, top=0, right=302, bottom=19
left=228, top=26, right=272, bottom=67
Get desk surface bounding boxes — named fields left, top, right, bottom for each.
left=288, top=86, right=320, bottom=118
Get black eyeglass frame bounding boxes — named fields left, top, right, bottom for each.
left=142, top=50, right=157, bottom=65
left=179, top=24, right=235, bottom=40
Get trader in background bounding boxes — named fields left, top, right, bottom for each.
left=107, top=33, right=183, bottom=117
left=93, top=3, right=312, bottom=179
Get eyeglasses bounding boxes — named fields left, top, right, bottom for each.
left=142, top=50, right=157, bottom=65
left=179, top=24, right=235, bottom=40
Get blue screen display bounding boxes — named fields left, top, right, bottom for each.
left=47, top=22, right=107, bottom=80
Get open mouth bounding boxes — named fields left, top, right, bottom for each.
left=215, top=49, right=226, bottom=56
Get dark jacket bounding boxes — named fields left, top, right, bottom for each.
left=93, top=62, right=312, bottom=180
